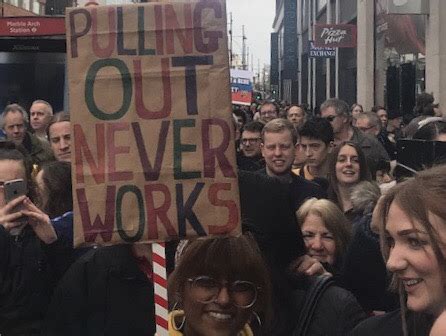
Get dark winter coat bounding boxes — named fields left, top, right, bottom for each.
left=236, top=152, right=265, bottom=171
left=238, top=170, right=305, bottom=270
left=268, top=275, right=367, bottom=335
left=0, top=226, right=72, bottom=336
left=256, top=168, right=326, bottom=212
left=350, top=309, right=433, bottom=336
left=340, top=213, right=398, bottom=313
left=42, top=244, right=156, bottom=336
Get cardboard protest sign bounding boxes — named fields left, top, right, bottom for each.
left=66, top=1, right=241, bottom=247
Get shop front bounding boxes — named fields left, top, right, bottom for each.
left=374, top=0, right=427, bottom=117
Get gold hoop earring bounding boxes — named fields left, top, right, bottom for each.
left=172, top=301, right=186, bottom=331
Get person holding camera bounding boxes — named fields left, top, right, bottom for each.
left=0, top=143, right=71, bottom=336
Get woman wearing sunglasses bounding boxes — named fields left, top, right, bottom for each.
left=168, top=235, right=271, bottom=336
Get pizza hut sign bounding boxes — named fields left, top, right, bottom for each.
left=314, top=24, right=357, bottom=48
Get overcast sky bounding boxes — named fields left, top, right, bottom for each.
left=226, top=0, right=276, bottom=72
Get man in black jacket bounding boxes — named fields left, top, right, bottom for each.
left=257, top=118, right=326, bottom=212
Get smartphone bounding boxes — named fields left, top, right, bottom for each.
left=3, top=179, right=28, bottom=226
left=4, top=179, right=28, bottom=235
left=4, top=179, right=27, bottom=204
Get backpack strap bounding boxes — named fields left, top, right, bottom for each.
left=293, top=275, right=334, bottom=336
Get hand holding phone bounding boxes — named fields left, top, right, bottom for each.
left=2, top=179, right=27, bottom=235
left=4, top=179, right=27, bottom=205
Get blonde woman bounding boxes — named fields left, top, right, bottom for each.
left=297, top=198, right=351, bottom=275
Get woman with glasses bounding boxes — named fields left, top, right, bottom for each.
left=168, top=235, right=271, bottom=335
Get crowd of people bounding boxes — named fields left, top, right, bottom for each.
left=0, top=93, right=446, bottom=336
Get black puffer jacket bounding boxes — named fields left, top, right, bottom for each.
left=42, top=244, right=156, bottom=336
left=0, top=226, right=71, bottom=336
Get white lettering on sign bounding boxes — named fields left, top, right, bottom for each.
left=310, top=50, right=336, bottom=57
left=320, top=27, right=347, bottom=45
left=230, top=77, right=250, bottom=85
left=7, top=21, right=26, bottom=27
left=27, top=21, right=41, bottom=27
left=10, top=27, right=31, bottom=34
left=6, top=21, right=40, bottom=34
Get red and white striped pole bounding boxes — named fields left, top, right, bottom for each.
left=152, top=242, right=169, bottom=336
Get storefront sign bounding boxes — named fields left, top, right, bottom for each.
left=314, top=24, right=357, bottom=48
left=309, top=41, right=336, bottom=58
left=0, top=17, right=65, bottom=37
left=66, top=2, right=241, bottom=247
left=230, top=69, right=253, bottom=106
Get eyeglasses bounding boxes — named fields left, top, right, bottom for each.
left=241, top=138, right=261, bottom=145
left=323, top=115, right=337, bottom=122
left=187, top=276, right=259, bottom=308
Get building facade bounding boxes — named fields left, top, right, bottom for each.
left=271, top=0, right=298, bottom=104
left=272, top=0, right=443, bottom=117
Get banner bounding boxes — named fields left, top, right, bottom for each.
left=314, top=24, right=357, bottom=48
left=309, top=41, right=336, bottom=58
left=66, top=1, right=241, bottom=247
left=230, top=69, right=253, bottom=106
